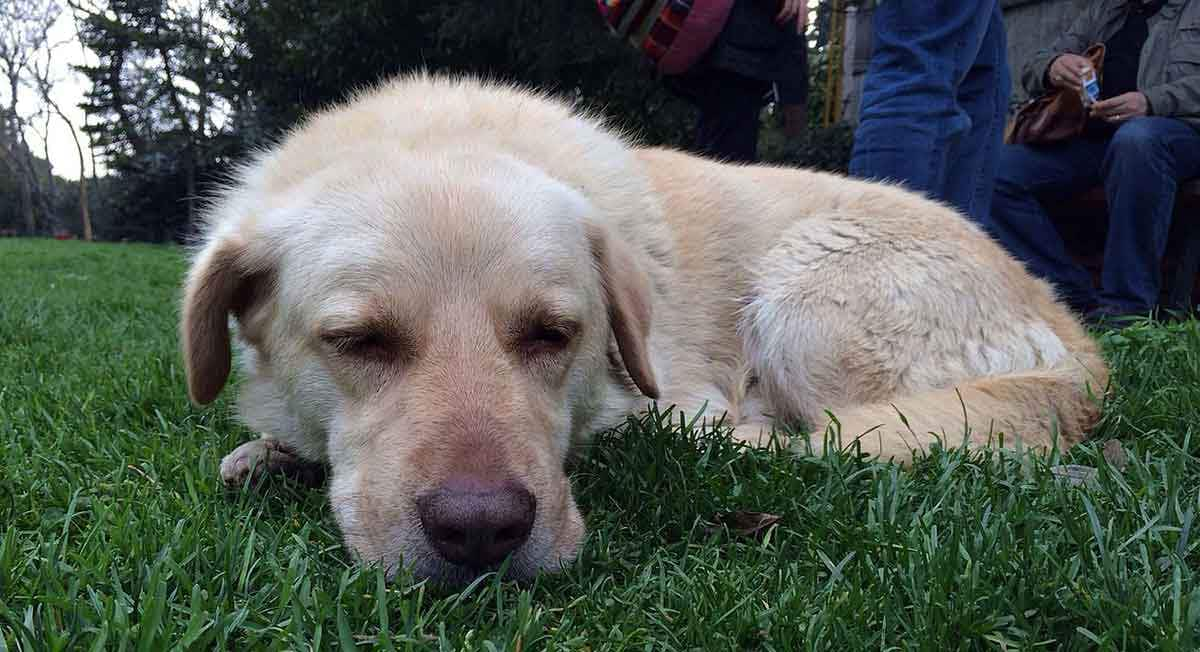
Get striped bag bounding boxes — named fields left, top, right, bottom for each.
left=597, top=0, right=735, bottom=75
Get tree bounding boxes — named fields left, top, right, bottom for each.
left=59, top=0, right=701, bottom=242
left=72, top=0, right=238, bottom=240
left=23, top=2, right=95, bottom=240
left=224, top=0, right=696, bottom=145
left=61, top=0, right=841, bottom=242
left=35, top=81, right=92, bottom=239
left=0, top=0, right=61, bottom=236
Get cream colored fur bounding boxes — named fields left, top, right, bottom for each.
left=180, top=74, right=1108, bottom=585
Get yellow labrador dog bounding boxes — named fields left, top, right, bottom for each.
left=182, top=75, right=1108, bottom=586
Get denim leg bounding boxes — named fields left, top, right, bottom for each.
left=848, top=0, right=1000, bottom=205
left=1099, top=117, right=1200, bottom=312
left=942, top=4, right=1010, bottom=223
left=984, top=139, right=1108, bottom=311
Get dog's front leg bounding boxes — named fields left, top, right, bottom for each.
left=220, top=437, right=327, bottom=488
left=727, top=422, right=790, bottom=448
left=656, top=384, right=786, bottom=449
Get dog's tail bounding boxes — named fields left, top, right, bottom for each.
left=804, top=352, right=1109, bottom=463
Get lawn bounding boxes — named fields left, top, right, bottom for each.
left=2, top=238, right=1200, bottom=650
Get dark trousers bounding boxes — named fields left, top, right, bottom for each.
left=849, top=0, right=1010, bottom=224
left=692, top=70, right=771, bottom=164
left=982, top=117, right=1200, bottom=313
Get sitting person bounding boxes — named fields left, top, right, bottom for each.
left=982, top=0, right=1200, bottom=323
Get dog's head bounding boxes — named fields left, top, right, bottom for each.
left=181, top=149, right=659, bottom=585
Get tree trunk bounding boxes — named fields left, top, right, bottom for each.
left=79, top=175, right=91, bottom=240
left=195, top=5, right=208, bottom=235
left=156, top=43, right=197, bottom=227
left=85, top=116, right=100, bottom=199
left=46, top=94, right=94, bottom=240
left=4, top=74, right=36, bottom=235
left=107, top=50, right=147, bottom=158
left=19, top=174, right=35, bottom=235
left=184, top=154, right=196, bottom=227
left=20, top=134, right=52, bottom=233
left=40, top=113, right=58, bottom=231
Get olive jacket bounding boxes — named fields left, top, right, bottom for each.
left=1022, top=0, right=1200, bottom=130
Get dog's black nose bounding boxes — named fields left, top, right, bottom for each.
left=417, top=475, right=536, bottom=568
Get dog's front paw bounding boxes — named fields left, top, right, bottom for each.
left=219, top=439, right=326, bottom=488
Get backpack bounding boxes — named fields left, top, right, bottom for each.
left=597, top=0, right=735, bottom=75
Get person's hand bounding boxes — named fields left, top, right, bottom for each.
left=1091, top=92, right=1150, bottom=123
left=777, top=0, right=807, bottom=27
left=1048, top=53, right=1092, bottom=90
left=782, top=103, right=808, bottom=139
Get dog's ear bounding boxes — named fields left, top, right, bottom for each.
left=180, top=235, right=271, bottom=405
left=587, top=223, right=660, bottom=399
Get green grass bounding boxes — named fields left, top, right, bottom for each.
left=2, top=238, right=1200, bottom=650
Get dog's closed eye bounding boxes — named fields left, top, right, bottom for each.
left=522, top=321, right=576, bottom=351
left=514, top=316, right=579, bottom=359
left=320, top=327, right=410, bottom=362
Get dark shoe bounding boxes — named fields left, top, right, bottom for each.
left=1083, top=305, right=1151, bottom=330
left=1067, top=298, right=1099, bottom=317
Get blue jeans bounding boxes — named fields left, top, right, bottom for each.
left=849, top=0, right=1010, bottom=224
left=983, top=118, right=1200, bottom=313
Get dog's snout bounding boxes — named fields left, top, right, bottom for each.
left=417, top=475, right=536, bottom=568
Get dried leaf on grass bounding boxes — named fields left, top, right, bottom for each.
left=1103, top=439, right=1129, bottom=471
left=1051, top=464, right=1099, bottom=488
left=704, top=511, right=782, bottom=538
left=1051, top=440, right=1129, bottom=488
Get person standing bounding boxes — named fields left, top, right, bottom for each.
left=670, top=0, right=809, bottom=163
left=848, top=1, right=1011, bottom=224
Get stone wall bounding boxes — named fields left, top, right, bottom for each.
left=839, top=0, right=1090, bottom=124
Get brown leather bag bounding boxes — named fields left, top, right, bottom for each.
left=1005, top=44, right=1105, bottom=146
